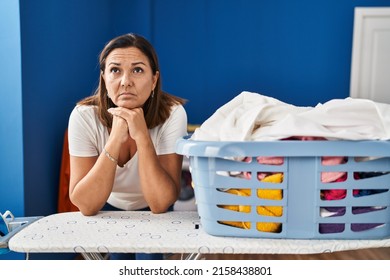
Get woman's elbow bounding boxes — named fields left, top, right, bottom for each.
left=69, top=195, right=99, bottom=216
left=79, top=207, right=99, bottom=216
left=149, top=205, right=168, bottom=214
left=149, top=196, right=178, bottom=214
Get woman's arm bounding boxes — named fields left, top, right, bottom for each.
left=69, top=115, right=129, bottom=216
left=137, top=136, right=183, bottom=213
left=69, top=155, right=115, bottom=216
left=69, top=143, right=118, bottom=216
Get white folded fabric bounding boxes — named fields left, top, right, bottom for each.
left=192, top=91, right=390, bottom=141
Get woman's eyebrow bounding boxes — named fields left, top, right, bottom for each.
left=107, top=61, right=146, bottom=66
left=108, top=62, right=121, bottom=66
left=131, top=61, right=146, bottom=66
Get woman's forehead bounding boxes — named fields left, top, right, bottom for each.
left=106, top=47, right=149, bottom=65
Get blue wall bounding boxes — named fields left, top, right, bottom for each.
left=20, top=0, right=112, bottom=217
left=1, top=0, right=389, bottom=259
left=150, top=0, right=390, bottom=124
left=0, top=1, right=24, bottom=215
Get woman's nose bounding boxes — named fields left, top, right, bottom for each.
left=121, top=72, right=133, bottom=87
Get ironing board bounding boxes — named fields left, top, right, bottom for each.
left=8, top=211, right=390, bottom=260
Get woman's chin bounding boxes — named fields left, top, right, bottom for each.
left=116, top=100, right=140, bottom=109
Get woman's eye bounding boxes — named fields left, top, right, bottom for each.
left=110, top=67, right=120, bottom=73
left=133, top=67, right=144, bottom=74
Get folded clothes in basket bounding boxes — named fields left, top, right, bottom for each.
left=320, top=171, right=389, bottom=234
left=321, top=172, right=389, bottom=200
left=219, top=173, right=283, bottom=233
left=319, top=206, right=386, bottom=233
left=241, top=149, right=347, bottom=184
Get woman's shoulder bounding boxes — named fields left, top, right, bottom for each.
left=170, top=103, right=187, bottom=117
left=70, top=104, right=98, bottom=118
left=163, top=104, right=187, bottom=129
left=73, top=104, right=97, bottom=113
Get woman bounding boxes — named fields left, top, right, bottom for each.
left=68, top=33, right=187, bottom=259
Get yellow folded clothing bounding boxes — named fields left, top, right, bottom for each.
left=219, top=173, right=283, bottom=232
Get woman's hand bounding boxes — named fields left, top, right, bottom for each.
left=108, top=107, right=149, bottom=142
left=109, top=111, right=129, bottom=144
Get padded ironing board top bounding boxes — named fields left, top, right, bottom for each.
left=8, top=211, right=390, bottom=255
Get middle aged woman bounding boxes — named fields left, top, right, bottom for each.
left=68, top=33, right=188, bottom=260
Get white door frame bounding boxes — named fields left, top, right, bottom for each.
left=350, top=7, right=390, bottom=103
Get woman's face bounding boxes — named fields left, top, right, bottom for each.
left=103, top=47, right=159, bottom=109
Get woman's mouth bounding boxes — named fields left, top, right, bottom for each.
left=119, top=92, right=136, bottom=98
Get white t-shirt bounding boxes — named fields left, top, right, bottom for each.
left=68, top=104, right=188, bottom=210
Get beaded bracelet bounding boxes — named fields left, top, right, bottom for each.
left=103, top=147, right=118, bottom=165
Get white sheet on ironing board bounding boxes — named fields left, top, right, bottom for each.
left=192, top=91, right=390, bottom=141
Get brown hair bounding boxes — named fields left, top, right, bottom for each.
left=78, top=33, right=186, bottom=128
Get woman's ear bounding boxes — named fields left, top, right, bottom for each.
left=152, top=71, right=160, bottom=90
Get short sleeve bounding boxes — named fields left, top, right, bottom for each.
left=155, top=105, right=188, bottom=155
left=68, top=105, right=101, bottom=157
